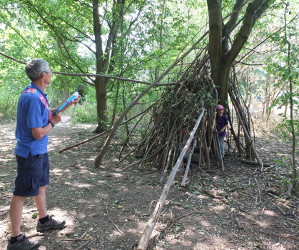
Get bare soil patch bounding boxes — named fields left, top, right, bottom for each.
left=0, top=122, right=298, bottom=249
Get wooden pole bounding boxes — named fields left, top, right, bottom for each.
left=137, top=110, right=204, bottom=250
left=181, top=139, right=197, bottom=186
left=59, top=103, right=155, bottom=153
left=234, top=105, right=263, bottom=168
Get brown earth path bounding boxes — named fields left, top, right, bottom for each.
left=0, top=122, right=298, bottom=250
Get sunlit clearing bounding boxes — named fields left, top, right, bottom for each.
left=51, top=168, right=71, bottom=175
left=109, top=229, right=124, bottom=238
left=200, top=219, right=212, bottom=228
left=211, top=205, right=226, bottom=212
left=0, top=157, right=13, bottom=163
left=77, top=198, right=103, bottom=204
left=197, top=194, right=210, bottom=200
left=51, top=168, right=68, bottom=175
left=48, top=208, right=76, bottom=235
left=110, top=172, right=123, bottom=178
left=257, top=220, right=271, bottom=228
left=119, top=185, right=129, bottom=192
left=64, top=181, right=92, bottom=188
left=263, top=210, right=277, bottom=217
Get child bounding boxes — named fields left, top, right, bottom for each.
left=216, top=104, right=228, bottom=159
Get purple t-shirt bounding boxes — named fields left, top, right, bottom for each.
left=216, top=115, right=228, bottom=137
left=14, top=83, right=50, bottom=158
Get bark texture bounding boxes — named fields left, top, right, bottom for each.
left=92, top=0, right=125, bottom=132
left=207, top=0, right=272, bottom=105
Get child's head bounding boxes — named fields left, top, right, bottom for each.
left=216, top=104, right=224, bottom=115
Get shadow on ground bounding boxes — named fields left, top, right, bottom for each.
left=1, top=123, right=298, bottom=249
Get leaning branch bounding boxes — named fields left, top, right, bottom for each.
left=52, top=71, right=180, bottom=86
left=137, top=110, right=204, bottom=250
left=234, top=104, right=263, bottom=168
left=59, top=103, right=156, bottom=153
left=93, top=32, right=209, bottom=167
left=0, top=51, right=179, bottom=86
left=227, top=0, right=272, bottom=64
left=234, top=14, right=299, bottom=65
left=0, top=51, right=26, bottom=64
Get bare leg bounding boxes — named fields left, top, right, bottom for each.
left=9, top=195, right=27, bottom=237
left=34, top=186, right=47, bottom=219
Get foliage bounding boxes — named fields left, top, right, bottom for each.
left=0, top=0, right=209, bottom=125
left=0, top=1, right=299, bottom=151
left=72, top=86, right=99, bottom=124
left=265, top=1, right=299, bottom=194
left=0, top=57, right=27, bottom=119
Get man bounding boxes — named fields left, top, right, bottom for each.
left=216, top=104, right=228, bottom=159
left=7, top=59, right=78, bottom=250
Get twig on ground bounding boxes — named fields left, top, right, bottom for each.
left=257, top=230, right=299, bottom=239
left=27, top=233, right=44, bottom=238
left=254, top=178, right=262, bottom=205
left=63, top=239, right=89, bottom=242
left=276, top=206, right=287, bottom=216
left=286, top=183, right=293, bottom=198
left=172, top=210, right=197, bottom=221
left=120, top=161, right=141, bottom=171
left=105, top=200, right=123, bottom=234
left=164, top=210, right=199, bottom=233
left=79, top=230, right=88, bottom=240
left=234, top=216, right=244, bottom=230
left=266, top=192, right=280, bottom=199
left=74, top=239, right=96, bottom=250
left=241, top=159, right=270, bottom=167
left=260, top=206, right=265, bottom=215
left=201, top=188, right=229, bottom=205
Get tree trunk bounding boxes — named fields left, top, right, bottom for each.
left=207, top=0, right=272, bottom=105
left=213, top=63, right=231, bottom=105
left=284, top=3, right=297, bottom=193
left=92, top=0, right=125, bottom=132
left=95, top=76, right=108, bottom=132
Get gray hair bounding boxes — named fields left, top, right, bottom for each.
left=25, top=58, right=51, bottom=81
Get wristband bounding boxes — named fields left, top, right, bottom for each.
left=49, top=121, right=55, bottom=128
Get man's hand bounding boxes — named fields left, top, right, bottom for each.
left=32, top=113, right=62, bottom=139
left=51, top=113, right=62, bottom=124
left=73, top=96, right=81, bottom=104
left=55, top=95, right=81, bottom=114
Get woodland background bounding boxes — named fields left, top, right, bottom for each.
left=0, top=1, right=299, bottom=249
left=1, top=0, right=298, bottom=189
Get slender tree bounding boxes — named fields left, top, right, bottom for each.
left=92, top=0, right=126, bottom=132
left=283, top=2, right=297, bottom=194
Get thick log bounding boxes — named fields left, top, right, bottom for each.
left=241, top=159, right=270, bottom=167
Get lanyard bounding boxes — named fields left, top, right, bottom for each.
left=22, top=87, right=51, bottom=121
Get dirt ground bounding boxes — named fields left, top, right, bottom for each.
left=0, top=122, right=298, bottom=250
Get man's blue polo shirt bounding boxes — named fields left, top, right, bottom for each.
left=15, top=82, right=50, bottom=158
